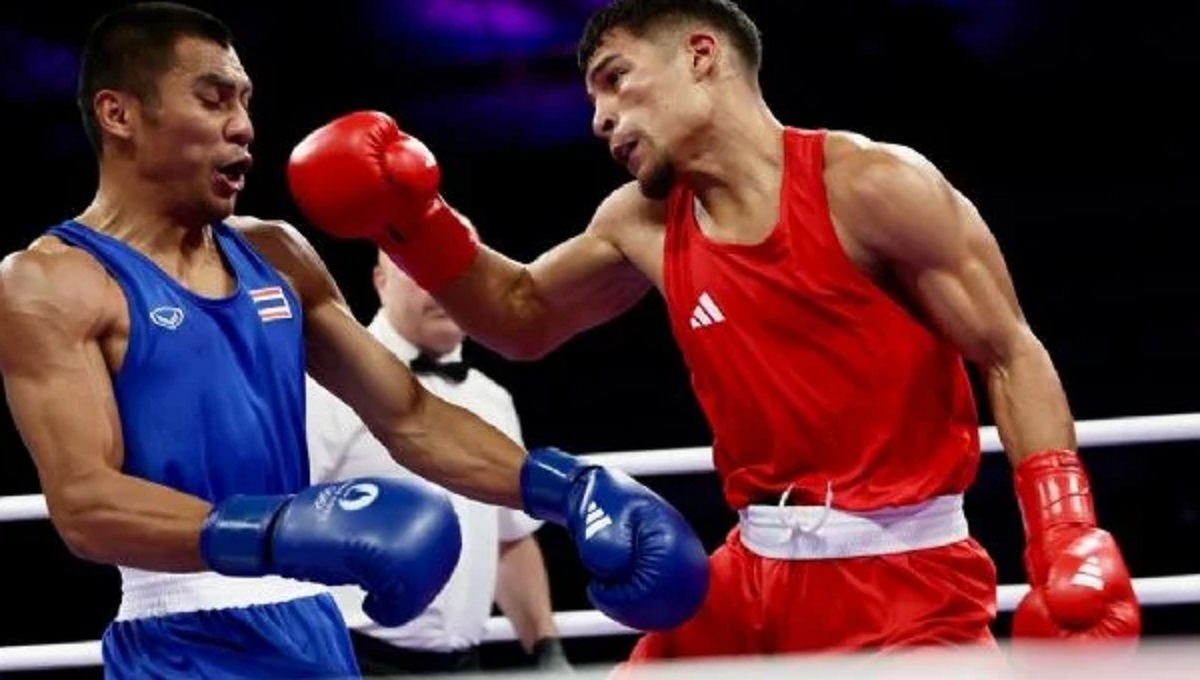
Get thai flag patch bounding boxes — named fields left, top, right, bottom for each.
left=249, top=286, right=293, bottom=323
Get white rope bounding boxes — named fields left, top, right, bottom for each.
left=0, top=494, right=47, bottom=523
left=577, top=412, right=1200, bottom=477
left=2, top=574, right=1198, bottom=672
left=0, top=641, right=101, bottom=672
left=2, top=411, right=1198, bottom=523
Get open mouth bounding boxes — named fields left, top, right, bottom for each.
left=216, top=157, right=253, bottom=183
left=612, top=140, right=637, bottom=167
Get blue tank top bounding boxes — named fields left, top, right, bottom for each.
left=49, top=220, right=309, bottom=501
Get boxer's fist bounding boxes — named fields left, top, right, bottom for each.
left=1012, top=450, right=1140, bottom=640
left=200, top=477, right=462, bottom=627
left=287, top=111, right=478, bottom=291
left=521, top=447, right=709, bottom=631
left=286, top=110, right=440, bottom=240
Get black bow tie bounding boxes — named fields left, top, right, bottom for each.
left=410, top=352, right=470, bottom=384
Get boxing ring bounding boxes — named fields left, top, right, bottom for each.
left=2, top=412, right=1200, bottom=674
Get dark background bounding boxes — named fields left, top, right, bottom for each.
left=1, top=0, right=1198, bottom=675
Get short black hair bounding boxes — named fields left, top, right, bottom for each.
left=76, top=2, right=233, bottom=156
left=577, top=0, right=762, bottom=74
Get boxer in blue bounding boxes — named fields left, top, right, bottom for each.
left=0, top=3, right=709, bottom=678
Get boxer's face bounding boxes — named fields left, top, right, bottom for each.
left=132, top=37, right=254, bottom=224
left=374, top=253, right=464, bottom=357
left=586, top=26, right=716, bottom=199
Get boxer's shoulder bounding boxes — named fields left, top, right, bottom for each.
left=0, top=237, right=114, bottom=343
left=229, top=215, right=319, bottom=272
left=589, top=181, right=667, bottom=245
left=226, top=214, right=333, bottom=305
left=227, top=214, right=305, bottom=249
left=822, top=130, right=938, bottom=191
left=821, top=132, right=958, bottom=271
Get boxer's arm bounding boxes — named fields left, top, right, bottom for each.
left=241, top=218, right=525, bottom=507
left=0, top=249, right=212, bottom=571
left=434, top=184, right=654, bottom=360
left=495, top=534, right=558, bottom=653
left=826, top=141, right=1075, bottom=465
left=829, top=145, right=1141, bottom=634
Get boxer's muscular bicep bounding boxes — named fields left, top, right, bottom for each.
left=253, top=219, right=525, bottom=508
left=532, top=185, right=656, bottom=338
left=0, top=251, right=210, bottom=571
left=301, top=294, right=429, bottom=445
left=830, top=148, right=1029, bottom=364
left=529, top=224, right=650, bottom=336
left=436, top=185, right=652, bottom=360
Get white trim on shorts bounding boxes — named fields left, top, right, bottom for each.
left=115, top=567, right=331, bottom=621
left=737, top=493, right=969, bottom=560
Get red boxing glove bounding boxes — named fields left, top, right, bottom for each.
left=286, top=111, right=478, bottom=292
left=1012, top=449, right=1140, bottom=641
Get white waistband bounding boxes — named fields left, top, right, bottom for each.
left=116, top=567, right=330, bottom=621
left=738, top=494, right=969, bottom=560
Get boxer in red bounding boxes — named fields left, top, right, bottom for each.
left=285, top=0, right=1140, bottom=660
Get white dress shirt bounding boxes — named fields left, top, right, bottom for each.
left=306, top=311, right=543, bottom=652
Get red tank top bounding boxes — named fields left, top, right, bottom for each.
left=662, top=127, right=980, bottom=511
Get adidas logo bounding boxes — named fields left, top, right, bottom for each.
left=689, top=291, right=725, bottom=329
left=584, top=501, right=613, bottom=540
left=1069, top=556, right=1105, bottom=591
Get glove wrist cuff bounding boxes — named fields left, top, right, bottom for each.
left=199, top=495, right=291, bottom=577
left=380, top=199, right=479, bottom=293
left=1014, top=449, right=1097, bottom=542
left=520, top=447, right=588, bottom=526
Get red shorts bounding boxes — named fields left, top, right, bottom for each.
left=625, top=527, right=998, bottom=662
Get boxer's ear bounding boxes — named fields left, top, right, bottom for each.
left=93, top=89, right=137, bottom=143
left=685, top=31, right=719, bottom=81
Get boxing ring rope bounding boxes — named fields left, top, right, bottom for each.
left=3, top=411, right=1200, bottom=672
left=4, top=573, right=1200, bottom=672
left=3, top=412, right=1200, bottom=523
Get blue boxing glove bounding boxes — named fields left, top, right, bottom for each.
left=200, top=477, right=461, bottom=627
left=522, top=447, right=709, bottom=631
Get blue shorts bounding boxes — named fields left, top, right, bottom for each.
left=101, top=593, right=359, bottom=679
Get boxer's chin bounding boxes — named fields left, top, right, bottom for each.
left=638, top=161, right=676, bottom=201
